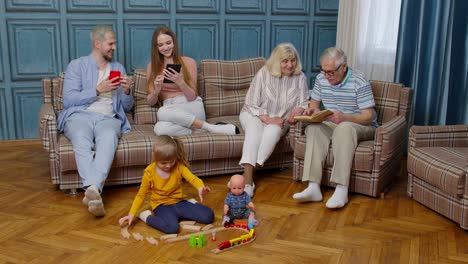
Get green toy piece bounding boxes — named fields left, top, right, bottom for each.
left=189, top=234, right=197, bottom=247
left=189, top=233, right=207, bottom=248
left=198, top=234, right=206, bottom=247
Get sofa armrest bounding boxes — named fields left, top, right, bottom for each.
left=39, top=103, right=58, bottom=152
left=373, top=115, right=407, bottom=169
left=409, top=125, right=468, bottom=149
left=289, top=122, right=307, bottom=150
left=465, top=164, right=468, bottom=198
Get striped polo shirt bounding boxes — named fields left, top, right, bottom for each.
left=311, top=68, right=378, bottom=128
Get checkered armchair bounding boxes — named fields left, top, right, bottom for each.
left=407, top=125, right=468, bottom=229
left=39, top=57, right=294, bottom=192
left=289, top=81, right=412, bottom=197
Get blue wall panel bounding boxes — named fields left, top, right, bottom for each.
left=0, top=40, right=3, bottom=82
left=177, top=20, right=219, bottom=62
left=12, top=87, right=43, bottom=138
left=226, top=21, right=265, bottom=60
left=272, top=0, right=309, bottom=15
left=7, top=20, right=61, bottom=81
left=67, top=0, right=116, bottom=13
left=226, top=0, right=265, bottom=14
left=124, top=20, right=169, bottom=72
left=271, top=21, right=308, bottom=70
left=176, top=0, right=219, bottom=13
left=6, top=0, right=59, bottom=12
left=124, top=0, right=169, bottom=13
left=0, top=88, right=7, bottom=139
left=315, top=0, right=339, bottom=15
left=312, top=21, right=337, bottom=71
left=0, top=0, right=337, bottom=140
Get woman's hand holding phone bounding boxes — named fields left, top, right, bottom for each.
left=163, top=64, right=182, bottom=85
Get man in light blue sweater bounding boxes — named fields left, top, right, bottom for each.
left=58, top=25, right=134, bottom=216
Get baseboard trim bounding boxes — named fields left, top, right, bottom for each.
left=0, top=138, right=41, bottom=146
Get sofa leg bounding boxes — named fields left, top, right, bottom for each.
left=69, top=188, right=77, bottom=196
left=379, top=185, right=392, bottom=199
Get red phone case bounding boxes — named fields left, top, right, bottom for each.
left=109, top=70, right=121, bottom=83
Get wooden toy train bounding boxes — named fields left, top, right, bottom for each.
left=212, top=221, right=256, bottom=253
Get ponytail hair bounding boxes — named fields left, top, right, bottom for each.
left=152, top=135, right=189, bottom=167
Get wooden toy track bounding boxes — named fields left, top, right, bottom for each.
left=164, top=226, right=256, bottom=254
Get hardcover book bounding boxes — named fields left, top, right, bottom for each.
left=294, top=109, right=333, bottom=123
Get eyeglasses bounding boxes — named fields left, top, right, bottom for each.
left=320, top=63, right=343, bottom=76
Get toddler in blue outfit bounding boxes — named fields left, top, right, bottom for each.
left=223, top=174, right=258, bottom=227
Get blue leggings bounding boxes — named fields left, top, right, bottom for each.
left=146, top=200, right=214, bottom=234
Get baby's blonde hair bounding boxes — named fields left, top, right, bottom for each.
left=152, top=135, right=189, bottom=167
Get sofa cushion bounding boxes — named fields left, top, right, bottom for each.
left=59, top=125, right=155, bottom=172
left=293, top=136, right=375, bottom=172
left=132, top=70, right=158, bottom=125
left=199, top=57, right=265, bottom=119
left=179, top=133, right=292, bottom=163
left=408, top=147, right=467, bottom=197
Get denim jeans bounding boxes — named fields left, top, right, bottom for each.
left=64, top=111, right=121, bottom=191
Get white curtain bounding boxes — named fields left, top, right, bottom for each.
left=336, top=0, right=401, bottom=81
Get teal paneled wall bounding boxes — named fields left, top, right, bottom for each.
left=0, top=0, right=338, bottom=139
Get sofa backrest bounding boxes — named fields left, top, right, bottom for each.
left=46, top=72, right=139, bottom=122
left=370, top=80, right=412, bottom=125
left=198, top=57, right=265, bottom=119
left=44, top=58, right=266, bottom=123
left=132, top=69, right=156, bottom=124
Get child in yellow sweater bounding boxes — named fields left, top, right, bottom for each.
left=118, top=135, right=213, bottom=233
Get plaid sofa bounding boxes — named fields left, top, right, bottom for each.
left=407, top=125, right=468, bottom=229
left=289, top=81, right=412, bottom=197
left=39, top=57, right=293, bottom=192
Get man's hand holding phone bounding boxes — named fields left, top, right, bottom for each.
left=109, top=70, right=121, bottom=84
left=97, top=77, right=120, bottom=95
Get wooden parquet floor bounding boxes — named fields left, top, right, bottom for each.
left=0, top=140, right=467, bottom=264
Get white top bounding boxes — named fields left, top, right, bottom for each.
left=86, top=64, right=115, bottom=117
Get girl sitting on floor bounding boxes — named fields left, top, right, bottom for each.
left=118, top=135, right=214, bottom=233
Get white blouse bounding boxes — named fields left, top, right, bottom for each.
left=241, top=66, right=309, bottom=119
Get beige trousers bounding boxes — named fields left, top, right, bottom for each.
left=301, top=121, right=375, bottom=186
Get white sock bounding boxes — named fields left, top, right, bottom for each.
left=85, top=185, right=101, bottom=201
left=326, top=184, right=349, bottom=209
left=248, top=216, right=258, bottom=226
left=292, top=182, right=322, bottom=202
left=138, top=210, right=152, bottom=223
left=202, top=122, right=236, bottom=135
left=88, top=200, right=106, bottom=217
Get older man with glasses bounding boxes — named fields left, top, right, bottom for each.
left=292, top=47, right=378, bottom=209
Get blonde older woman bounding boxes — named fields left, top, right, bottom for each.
left=237, top=43, right=309, bottom=197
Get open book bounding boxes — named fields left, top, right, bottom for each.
left=294, top=109, right=333, bottom=123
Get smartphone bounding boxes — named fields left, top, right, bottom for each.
left=109, top=70, right=121, bottom=83
left=163, top=64, right=182, bottom=83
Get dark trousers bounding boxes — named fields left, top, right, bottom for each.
left=146, top=200, right=214, bottom=234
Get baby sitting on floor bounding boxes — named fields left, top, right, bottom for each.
left=223, top=174, right=258, bottom=227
